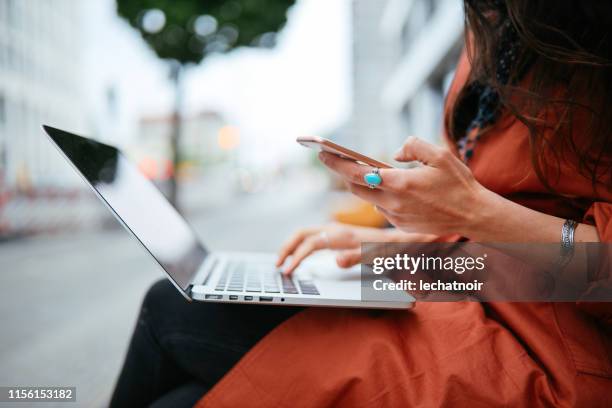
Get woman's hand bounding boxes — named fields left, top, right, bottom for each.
left=318, top=136, right=490, bottom=237
left=276, top=223, right=436, bottom=275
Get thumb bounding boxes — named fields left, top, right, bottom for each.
left=394, top=136, right=447, bottom=166
left=336, top=248, right=361, bottom=268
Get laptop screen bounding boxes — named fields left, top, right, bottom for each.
left=43, top=125, right=208, bottom=294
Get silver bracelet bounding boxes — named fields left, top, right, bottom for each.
left=558, top=219, right=578, bottom=270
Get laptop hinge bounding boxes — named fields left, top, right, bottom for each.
left=190, top=255, right=219, bottom=287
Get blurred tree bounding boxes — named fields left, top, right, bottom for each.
left=116, top=0, right=295, bottom=208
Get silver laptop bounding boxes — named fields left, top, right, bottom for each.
left=43, top=125, right=413, bottom=309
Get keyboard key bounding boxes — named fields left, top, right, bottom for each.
left=283, top=288, right=298, bottom=294
left=298, top=280, right=320, bottom=295
left=280, top=277, right=298, bottom=293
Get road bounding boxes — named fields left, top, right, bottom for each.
left=0, top=189, right=331, bottom=407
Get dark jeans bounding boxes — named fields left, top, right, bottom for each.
left=110, top=279, right=301, bottom=407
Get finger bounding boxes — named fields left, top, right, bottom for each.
left=394, top=136, right=451, bottom=167
left=283, top=235, right=325, bottom=275
left=375, top=206, right=419, bottom=233
left=276, top=227, right=319, bottom=267
left=318, top=152, right=371, bottom=187
left=345, top=183, right=389, bottom=208
left=319, top=152, right=418, bottom=191
left=374, top=204, right=403, bottom=224
left=374, top=205, right=396, bottom=219
left=377, top=168, right=422, bottom=192
left=336, top=248, right=361, bottom=268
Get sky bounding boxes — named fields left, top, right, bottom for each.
left=81, top=0, right=352, bottom=166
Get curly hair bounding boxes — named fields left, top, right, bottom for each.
left=446, top=0, right=612, bottom=196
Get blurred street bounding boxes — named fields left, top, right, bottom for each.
left=0, top=188, right=329, bottom=407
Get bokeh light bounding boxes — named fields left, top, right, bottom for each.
left=217, top=125, right=241, bottom=150
left=193, top=15, right=218, bottom=37
left=141, top=9, right=166, bottom=34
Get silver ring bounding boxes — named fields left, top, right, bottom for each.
left=319, top=231, right=331, bottom=248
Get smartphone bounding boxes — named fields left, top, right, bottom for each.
left=296, top=136, right=393, bottom=169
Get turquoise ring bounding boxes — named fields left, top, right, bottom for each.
left=364, top=167, right=382, bottom=189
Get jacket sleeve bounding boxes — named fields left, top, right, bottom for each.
left=585, top=202, right=612, bottom=241
left=576, top=202, right=612, bottom=325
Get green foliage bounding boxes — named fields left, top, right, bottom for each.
left=116, top=0, right=296, bottom=65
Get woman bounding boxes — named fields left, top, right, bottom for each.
left=111, top=0, right=612, bottom=406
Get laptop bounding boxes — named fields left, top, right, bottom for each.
left=43, top=125, right=413, bottom=309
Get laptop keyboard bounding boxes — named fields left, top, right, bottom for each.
left=214, top=261, right=319, bottom=295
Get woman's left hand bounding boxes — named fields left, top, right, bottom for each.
left=319, top=136, right=491, bottom=237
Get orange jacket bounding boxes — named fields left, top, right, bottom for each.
left=197, top=51, right=612, bottom=407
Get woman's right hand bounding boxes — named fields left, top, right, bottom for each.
left=276, top=223, right=437, bottom=275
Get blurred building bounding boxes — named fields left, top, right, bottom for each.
left=340, top=0, right=404, bottom=159
left=381, top=0, right=464, bottom=144
left=342, top=0, right=464, bottom=157
left=0, top=0, right=97, bottom=236
left=0, top=0, right=88, bottom=191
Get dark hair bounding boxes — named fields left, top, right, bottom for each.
left=447, top=0, right=612, bottom=195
